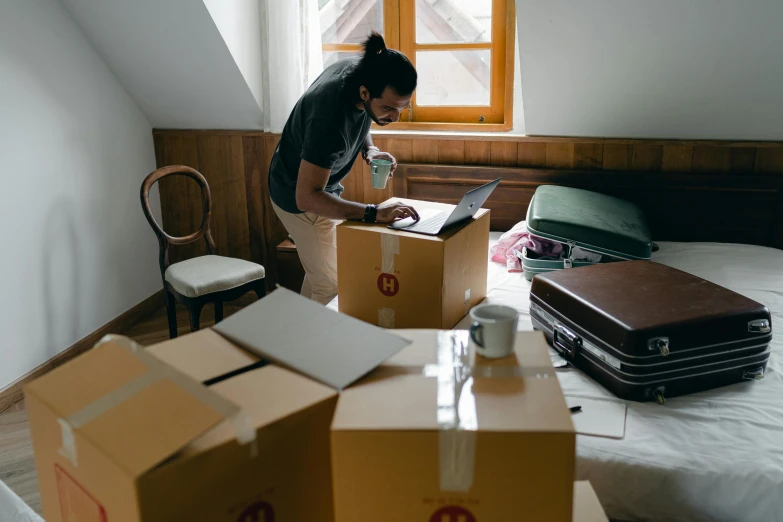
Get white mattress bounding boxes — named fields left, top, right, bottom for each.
left=328, top=233, right=783, bottom=522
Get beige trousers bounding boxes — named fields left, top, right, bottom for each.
left=271, top=200, right=341, bottom=305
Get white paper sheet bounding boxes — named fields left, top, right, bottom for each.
left=566, top=396, right=627, bottom=439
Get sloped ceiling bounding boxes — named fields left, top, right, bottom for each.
left=516, top=0, right=783, bottom=140
left=61, top=0, right=264, bottom=130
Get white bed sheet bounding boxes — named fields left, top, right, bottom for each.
left=328, top=233, right=783, bottom=522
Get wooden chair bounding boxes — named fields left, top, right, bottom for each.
left=140, top=166, right=265, bottom=338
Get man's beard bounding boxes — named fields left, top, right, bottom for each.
left=362, top=98, right=392, bottom=126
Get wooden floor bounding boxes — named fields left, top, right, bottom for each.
left=0, top=298, right=254, bottom=515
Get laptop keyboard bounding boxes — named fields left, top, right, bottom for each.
left=403, top=212, right=449, bottom=234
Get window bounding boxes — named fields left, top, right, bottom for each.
left=319, top=0, right=515, bottom=129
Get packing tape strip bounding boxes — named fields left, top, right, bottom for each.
left=425, top=331, right=553, bottom=493
left=463, top=224, right=472, bottom=316
left=381, top=233, right=399, bottom=274
left=58, top=334, right=256, bottom=467
left=435, top=331, right=477, bottom=492
left=378, top=308, right=395, bottom=328
left=378, top=233, right=399, bottom=328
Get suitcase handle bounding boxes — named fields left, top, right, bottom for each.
left=553, top=324, right=581, bottom=359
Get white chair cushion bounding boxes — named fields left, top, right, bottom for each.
left=165, top=255, right=265, bottom=298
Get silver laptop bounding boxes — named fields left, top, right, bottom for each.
left=388, top=178, right=501, bottom=236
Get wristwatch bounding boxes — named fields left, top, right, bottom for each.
left=363, top=204, right=378, bottom=223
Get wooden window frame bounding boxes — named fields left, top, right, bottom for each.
left=320, top=0, right=516, bottom=132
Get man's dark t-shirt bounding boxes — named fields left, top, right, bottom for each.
left=269, top=58, right=371, bottom=214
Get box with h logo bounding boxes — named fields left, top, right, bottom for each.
left=337, top=197, right=490, bottom=329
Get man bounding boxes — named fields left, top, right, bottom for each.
left=268, top=33, right=419, bottom=305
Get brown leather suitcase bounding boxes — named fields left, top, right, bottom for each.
left=529, top=261, right=772, bottom=404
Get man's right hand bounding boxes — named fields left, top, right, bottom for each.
left=375, top=202, right=420, bottom=223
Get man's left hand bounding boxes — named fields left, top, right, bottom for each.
left=364, top=148, right=398, bottom=173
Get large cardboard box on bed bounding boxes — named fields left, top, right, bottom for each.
left=337, top=197, right=490, bottom=329
left=24, top=288, right=410, bottom=522
left=331, top=329, right=577, bottom=521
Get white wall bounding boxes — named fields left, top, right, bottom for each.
left=61, top=0, right=264, bottom=130
left=0, top=0, right=161, bottom=389
left=203, top=0, right=264, bottom=112
left=516, top=0, right=783, bottom=140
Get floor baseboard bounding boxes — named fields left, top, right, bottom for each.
left=0, top=290, right=164, bottom=414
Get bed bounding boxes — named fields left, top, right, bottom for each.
left=328, top=235, right=783, bottom=522
left=326, top=163, right=783, bottom=522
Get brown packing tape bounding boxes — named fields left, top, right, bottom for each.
left=57, top=334, right=256, bottom=467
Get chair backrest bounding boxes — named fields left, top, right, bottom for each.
left=140, top=166, right=216, bottom=277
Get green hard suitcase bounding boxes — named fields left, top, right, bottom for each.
left=521, top=185, right=653, bottom=281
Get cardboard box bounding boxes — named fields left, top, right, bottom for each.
left=331, top=329, right=577, bottom=522
left=574, top=481, right=609, bottom=522
left=25, top=288, right=411, bottom=522
left=337, top=197, right=490, bottom=329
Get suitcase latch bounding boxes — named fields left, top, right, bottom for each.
left=748, top=319, right=771, bottom=334
left=553, top=323, right=581, bottom=359
left=743, top=367, right=765, bottom=381
left=648, top=337, right=670, bottom=356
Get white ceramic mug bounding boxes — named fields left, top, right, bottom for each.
left=370, top=159, right=393, bottom=189
left=469, top=304, right=519, bottom=358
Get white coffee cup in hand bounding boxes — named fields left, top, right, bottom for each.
left=469, top=304, right=519, bottom=358
left=370, top=159, right=393, bottom=189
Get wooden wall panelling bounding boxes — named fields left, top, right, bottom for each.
left=517, top=142, right=547, bottom=168
left=411, top=139, right=439, bottom=163
left=756, top=148, right=783, bottom=174
left=630, top=144, right=663, bottom=172
left=154, top=133, right=203, bottom=263
left=395, top=164, right=783, bottom=248
left=661, top=146, right=694, bottom=172
left=340, top=153, right=365, bottom=203
left=242, top=136, right=267, bottom=268
left=464, top=141, right=491, bottom=165
left=153, top=131, right=783, bottom=291
left=490, top=141, right=518, bottom=167
left=195, top=135, right=251, bottom=261
left=438, top=140, right=465, bottom=165
left=385, top=138, right=413, bottom=163
left=602, top=144, right=633, bottom=170
left=727, top=148, right=757, bottom=172
left=261, top=136, right=288, bottom=292
left=692, top=146, right=756, bottom=174
left=573, top=143, right=603, bottom=170
left=545, top=143, right=575, bottom=169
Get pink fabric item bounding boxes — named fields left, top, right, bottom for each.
left=490, top=221, right=530, bottom=272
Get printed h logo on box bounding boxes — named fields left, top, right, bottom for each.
left=377, top=273, right=399, bottom=297
left=430, top=506, right=477, bottom=522
left=237, top=501, right=274, bottom=522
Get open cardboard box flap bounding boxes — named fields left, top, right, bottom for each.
left=25, top=289, right=412, bottom=480
left=24, top=335, right=242, bottom=478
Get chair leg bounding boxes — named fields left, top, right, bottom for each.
left=188, top=304, right=203, bottom=332
left=214, top=301, right=224, bottom=323
left=165, top=291, right=178, bottom=339
left=254, top=280, right=266, bottom=300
